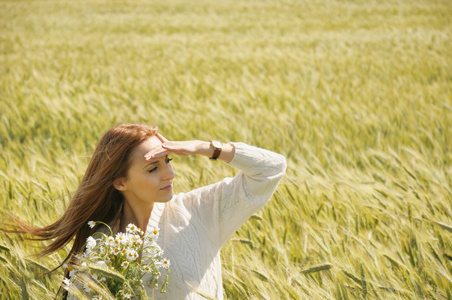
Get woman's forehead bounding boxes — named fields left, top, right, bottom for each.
left=131, top=136, right=162, bottom=161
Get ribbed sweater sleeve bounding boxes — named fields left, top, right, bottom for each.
left=218, top=142, right=286, bottom=244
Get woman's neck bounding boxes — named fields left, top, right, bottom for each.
left=120, top=200, right=154, bottom=233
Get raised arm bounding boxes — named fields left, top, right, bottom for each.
left=215, top=142, right=287, bottom=244
left=144, top=133, right=235, bottom=163
left=144, top=134, right=287, bottom=246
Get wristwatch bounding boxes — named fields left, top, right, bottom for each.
left=209, top=140, right=223, bottom=160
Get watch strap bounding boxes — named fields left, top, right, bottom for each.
left=209, top=140, right=223, bottom=160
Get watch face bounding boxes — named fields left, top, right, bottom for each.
left=212, top=140, right=223, bottom=148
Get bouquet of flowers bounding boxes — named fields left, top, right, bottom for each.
left=62, top=221, right=170, bottom=300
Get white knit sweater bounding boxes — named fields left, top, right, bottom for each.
left=144, top=142, right=286, bottom=299
left=67, top=142, right=286, bottom=299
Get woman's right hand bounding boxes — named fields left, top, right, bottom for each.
left=144, top=133, right=235, bottom=163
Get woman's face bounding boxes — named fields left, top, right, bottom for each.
left=115, top=136, right=175, bottom=206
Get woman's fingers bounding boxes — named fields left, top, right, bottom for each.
left=144, top=147, right=172, bottom=161
left=144, top=140, right=205, bottom=160
left=156, top=133, right=169, bottom=143
left=150, top=150, right=172, bottom=159
left=144, top=133, right=174, bottom=160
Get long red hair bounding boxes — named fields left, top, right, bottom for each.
left=2, top=123, right=158, bottom=267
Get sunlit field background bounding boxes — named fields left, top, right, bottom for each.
left=1, top=0, right=451, bottom=299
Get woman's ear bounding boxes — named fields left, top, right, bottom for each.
left=113, top=178, right=127, bottom=191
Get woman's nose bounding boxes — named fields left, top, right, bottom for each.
left=162, top=163, right=175, bottom=180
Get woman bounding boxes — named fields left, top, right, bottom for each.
left=4, top=123, right=286, bottom=299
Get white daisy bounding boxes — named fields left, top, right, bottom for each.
left=142, top=265, right=151, bottom=272
left=86, top=236, right=96, bottom=250
left=148, top=227, right=160, bottom=240
left=107, top=236, right=115, bottom=245
left=126, top=250, right=138, bottom=261
left=116, top=232, right=130, bottom=245
left=126, top=223, right=138, bottom=234
left=162, top=259, right=170, bottom=268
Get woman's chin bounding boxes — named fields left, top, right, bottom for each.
left=156, top=193, right=174, bottom=203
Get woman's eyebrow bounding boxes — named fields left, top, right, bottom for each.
left=143, top=160, right=159, bottom=169
left=143, top=155, right=169, bottom=169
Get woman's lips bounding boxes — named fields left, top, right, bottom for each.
left=160, top=184, right=172, bottom=191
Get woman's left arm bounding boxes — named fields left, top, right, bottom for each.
left=214, top=142, right=287, bottom=244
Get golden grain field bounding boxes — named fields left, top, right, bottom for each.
left=1, top=0, right=451, bottom=299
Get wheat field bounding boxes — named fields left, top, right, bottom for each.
left=1, top=0, right=451, bottom=299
